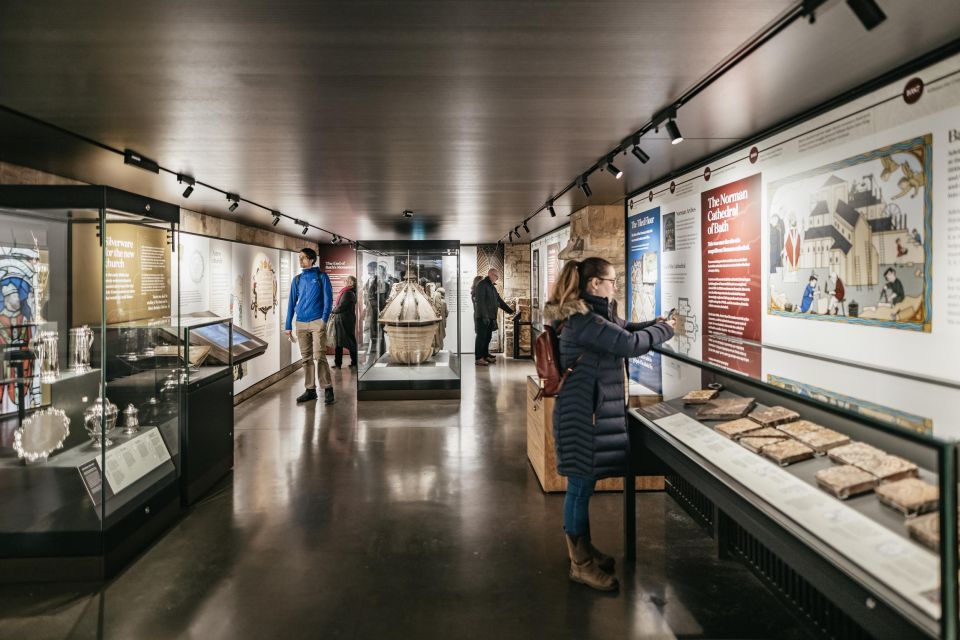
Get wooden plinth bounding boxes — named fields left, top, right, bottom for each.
left=526, top=376, right=664, bottom=493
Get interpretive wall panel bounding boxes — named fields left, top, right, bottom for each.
left=73, top=223, right=171, bottom=325
left=530, top=225, right=570, bottom=331
left=626, top=206, right=662, bottom=391
left=625, top=50, right=960, bottom=400
left=231, top=244, right=280, bottom=394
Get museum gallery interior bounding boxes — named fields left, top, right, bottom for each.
left=0, top=1, right=959, bottom=638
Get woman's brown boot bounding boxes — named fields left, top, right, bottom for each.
left=565, top=535, right=618, bottom=591
left=584, top=534, right=615, bottom=573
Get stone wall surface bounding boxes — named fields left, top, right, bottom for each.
left=566, top=205, right=626, bottom=310
left=504, top=243, right=531, bottom=355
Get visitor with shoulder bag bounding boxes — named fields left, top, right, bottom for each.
left=542, top=257, right=675, bottom=592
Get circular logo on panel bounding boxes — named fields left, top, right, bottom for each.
left=902, top=77, right=924, bottom=104
left=749, top=147, right=759, bottom=164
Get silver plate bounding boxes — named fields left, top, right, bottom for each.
left=13, top=407, right=71, bottom=463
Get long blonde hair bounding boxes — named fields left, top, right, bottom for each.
left=546, top=257, right=613, bottom=307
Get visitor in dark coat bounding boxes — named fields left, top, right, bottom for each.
left=543, top=257, right=674, bottom=592
left=331, top=276, right=358, bottom=368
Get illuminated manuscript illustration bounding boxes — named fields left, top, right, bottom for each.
left=767, top=135, right=932, bottom=331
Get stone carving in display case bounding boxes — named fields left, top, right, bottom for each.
left=378, top=277, right=440, bottom=364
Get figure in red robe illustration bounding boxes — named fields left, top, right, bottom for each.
left=783, top=214, right=801, bottom=272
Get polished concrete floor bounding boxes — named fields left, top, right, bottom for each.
left=0, top=358, right=813, bottom=639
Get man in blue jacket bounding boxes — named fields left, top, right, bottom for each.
left=285, top=248, right=335, bottom=405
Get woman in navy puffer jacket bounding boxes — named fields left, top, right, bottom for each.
left=543, top=257, right=675, bottom=591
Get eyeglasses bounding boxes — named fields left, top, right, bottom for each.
left=597, top=277, right=617, bottom=285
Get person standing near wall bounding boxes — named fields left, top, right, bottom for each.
left=285, top=248, right=335, bottom=405
left=331, top=275, right=358, bottom=369
left=472, top=268, right=514, bottom=366
left=544, top=257, right=674, bottom=591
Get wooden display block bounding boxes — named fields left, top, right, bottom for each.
left=526, top=376, right=664, bottom=493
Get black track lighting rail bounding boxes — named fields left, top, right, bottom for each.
left=0, top=103, right=354, bottom=247
left=498, top=0, right=877, bottom=243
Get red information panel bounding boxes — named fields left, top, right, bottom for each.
left=701, top=173, right=762, bottom=377
left=318, top=245, right=357, bottom=355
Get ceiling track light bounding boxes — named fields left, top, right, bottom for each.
left=666, top=118, right=683, bottom=145
left=547, top=200, right=557, bottom=217
left=508, top=230, right=514, bottom=242
left=605, top=156, right=623, bottom=180
left=577, top=174, right=592, bottom=198
left=846, top=0, right=886, bottom=30
left=271, top=210, right=281, bottom=226
left=177, top=173, right=196, bottom=198
left=522, top=220, right=530, bottom=234
left=226, top=192, right=240, bottom=212
left=631, top=135, right=650, bottom=164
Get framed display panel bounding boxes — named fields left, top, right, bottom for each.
left=0, top=185, right=182, bottom=581
left=627, top=341, right=958, bottom=639
left=355, top=240, right=460, bottom=400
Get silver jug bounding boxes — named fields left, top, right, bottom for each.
left=83, top=395, right=118, bottom=448
left=31, top=330, right=59, bottom=383
left=68, top=326, right=95, bottom=373
left=121, top=403, right=140, bottom=435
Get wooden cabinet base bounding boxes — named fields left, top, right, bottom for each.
left=526, top=376, right=664, bottom=493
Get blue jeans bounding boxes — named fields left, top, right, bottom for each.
left=563, top=475, right=596, bottom=537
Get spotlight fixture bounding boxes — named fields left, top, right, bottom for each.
left=605, top=156, right=623, bottom=180
left=631, top=136, right=650, bottom=164
left=123, top=148, right=160, bottom=174
left=177, top=173, right=196, bottom=198
left=302, top=226, right=309, bottom=235
left=547, top=200, right=557, bottom=217
left=666, top=118, right=683, bottom=145
left=577, top=174, right=592, bottom=198
left=271, top=210, right=281, bottom=226
left=226, top=193, right=240, bottom=212
left=508, top=230, right=514, bottom=242
left=401, top=209, right=414, bottom=218
left=846, top=0, right=886, bottom=30
left=523, top=220, right=530, bottom=234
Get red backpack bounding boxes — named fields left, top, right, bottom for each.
left=534, top=324, right=581, bottom=400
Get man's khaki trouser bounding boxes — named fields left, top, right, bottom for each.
left=296, top=319, right=332, bottom=390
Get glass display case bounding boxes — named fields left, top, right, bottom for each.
left=627, top=337, right=958, bottom=639
left=0, top=185, right=182, bottom=580
left=356, top=240, right=460, bottom=400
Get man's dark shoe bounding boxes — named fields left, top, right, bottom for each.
left=297, top=389, right=317, bottom=403
left=324, top=387, right=335, bottom=405
left=484, top=356, right=496, bottom=363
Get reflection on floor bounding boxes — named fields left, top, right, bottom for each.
left=0, top=357, right=812, bottom=639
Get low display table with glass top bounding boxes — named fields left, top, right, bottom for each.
left=626, top=339, right=958, bottom=640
